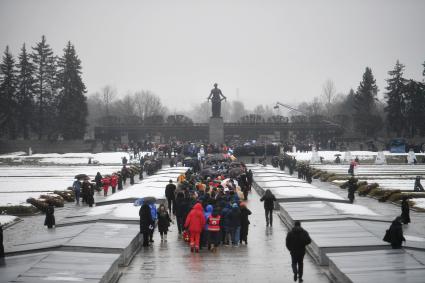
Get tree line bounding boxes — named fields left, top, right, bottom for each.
left=0, top=36, right=87, bottom=140
left=297, top=61, right=425, bottom=138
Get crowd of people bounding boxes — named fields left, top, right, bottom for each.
left=139, top=160, right=255, bottom=252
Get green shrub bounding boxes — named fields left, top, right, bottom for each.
left=54, top=190, right=74, bottom=202
left=26, top=198, right=48, bottom=212
left=378, top=190, right=401, bottom=202
left=40, top=194, right=64, bottom=207
left=369, top=188, right=384, bottom=197
left=312, top=171, right=323, bottom=179
left=358, top=183, right=379, bottom=196
left=0, top=205, right=38, bottom=215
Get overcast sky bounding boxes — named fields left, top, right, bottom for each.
left=1, top=0, right=424, bottom=112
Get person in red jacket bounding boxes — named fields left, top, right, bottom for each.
left=184, top=203, right=206, bottom=253
left=101, top=176, right=111, bottom=197
left=110, top=175, right=118, bottom=194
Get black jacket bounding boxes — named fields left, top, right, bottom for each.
left=389, top=220, right=405, bottom=248
left=260, top=194, right=276, bottom=210
left=286, top=226, right=312, bottom=254
left=240, top=207, right=252, bottom=227
left=139, top=204, right=154, bottom=233
left=165, top=183, right=176, bottom=199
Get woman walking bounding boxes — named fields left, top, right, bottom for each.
left=260, top=189, right=276, bottom=227
left=157, top=204, right=172, bottom=241
left=184, top=203, right=206, bottom=253
left=139, top=203, right=154, bottom=247
left=239, top=202, right=252, bottom=245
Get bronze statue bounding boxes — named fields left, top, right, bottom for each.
left=207, top=83, right=227, bottom=118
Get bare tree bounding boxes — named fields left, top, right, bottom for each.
left=133, top=90, right=167, bottom=119
left=101, top=85, right=116, bottom=116
left=321, top=79, right=336, bottom=116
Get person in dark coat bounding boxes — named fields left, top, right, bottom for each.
left=174, top=192, right=186, bottom=234
left=165, top=180, right=177, bottom=215
left=401, top=196, right=410, bottom=224
left=157, top=204, right=172, bottom=241
left=260, top=189, right=276, bottom=227
left=286, top=221, right=312, bottom=282
left=95, top=172, right=102, bottom=191
left=139, top=203, right=154, bottom=247
left=387, top=216, right=406, bottom=249
left=239, top=202, right=252, bottom=245
left=86, top=183, right=95, bottom=207
left=414, top=176, right=424, bottom=192
left=246, top=170, right=253, bottom=192
left=44, top=203, right=55, bottom=229
left=117, top=174, right=123, bottom=191
left=0, top=224, right=4, bottom=259
left=228, top=203, right=241, bottom=246
left=347, top=177, right=357, bottom=204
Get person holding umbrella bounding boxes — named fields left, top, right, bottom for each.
left=72, top=178, right=81, bottom=205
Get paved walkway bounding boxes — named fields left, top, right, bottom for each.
left=118, top=190, right=330, bottom=283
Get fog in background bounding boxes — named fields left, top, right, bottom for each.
left=1, top=0, right=424, bottom=112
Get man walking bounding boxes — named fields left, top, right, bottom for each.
left=286, top=221, right=312, bottom=282
left=165, top=180, right=176, bottom=215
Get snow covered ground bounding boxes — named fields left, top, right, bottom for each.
left=249, top=165, right=343, bottom=200
left=0, top=215, right=19, bottom=226
left=288, top=150, right=425, bottom=162
left=0, top=165, right=122, bottom=206
left=0, top=151, right=152, bottom=165
left=412, top=199, right=425, bottom=210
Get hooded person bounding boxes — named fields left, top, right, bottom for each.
left=201, top=204, right=213, bottom=249
left=286, top=221, right=312, bottom=282
left=184, top=202, right=206, bottom=252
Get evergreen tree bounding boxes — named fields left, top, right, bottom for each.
left=31, top=35, right=57, bottom=140
left=405, top=80, right=425, bottom=137
left=384, top=60, right=407, bottom=136
left=16, top=44, right=36, bottom=139
left=56, top=42, right=87, bottom=139
left=353, top=67, right=382, bottom=136
left=0, top=46, right=18, bottom=139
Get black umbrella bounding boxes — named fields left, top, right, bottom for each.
left=74, top=174, right=89, bottom=180
left=229, top=167, right=244, bottom=178
left=200, top=167, right=217, bottom=177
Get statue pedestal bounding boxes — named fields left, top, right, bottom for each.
left=209, top=117, right=224, bottom=144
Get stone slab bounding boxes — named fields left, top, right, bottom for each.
left=328, top=249, right=425, bottom=283
left=63, top=222, right=141, bottom=265
left=0, top=251, right=120, bottom=283
left=209, top=117, right=224, bottom=144
left=6, top=224, right=90, bottom=254
left=302, top=220, right=389, bottom=265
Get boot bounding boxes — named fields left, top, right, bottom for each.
left=164, top=234, right=167, bottom=242
left=161, top=235, right=163, bottom=241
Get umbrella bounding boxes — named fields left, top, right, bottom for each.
left=248, top=152, right=256, bottom=156
left=334, top=154, right=342, bottom=157
left=200, top=167, right=217, bottom=177
left=229, top=167, right=244, bottom=178
left=134, top=196, right=157, bottom=206
left=74, top=174, right=89, bottom=180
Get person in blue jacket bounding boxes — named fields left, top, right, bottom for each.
left=201, top=204, right=213, bottom=249
left=148, top=202, right=157, bottom=243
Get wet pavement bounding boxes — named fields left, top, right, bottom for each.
left=118, top=190, right=330, bottom=283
